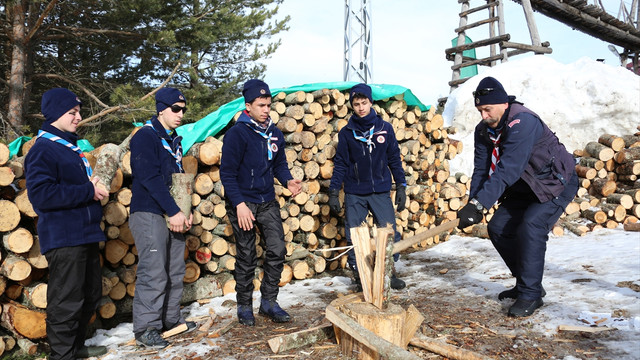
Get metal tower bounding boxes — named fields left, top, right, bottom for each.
left=344, top=0, right=373, bottom=83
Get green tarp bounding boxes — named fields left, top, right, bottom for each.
left=176, top=81, right=430, bottom=153
left=7, top=135, right=94, bottom=158
left=451, top=36, right=478, bottom=79
left=7, top=81, right=430, bottom=157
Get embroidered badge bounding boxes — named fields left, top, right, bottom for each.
left=260, top=89, right=266, bottom=94
left=377, top=135, right=386, bottom=143
left=475, top=98, right=480, bottom=104
left=508, top=119, right=521, bottom=128
left=271, top=143, right=278, bottom=152
left=179, top=95, right=185, bottom=100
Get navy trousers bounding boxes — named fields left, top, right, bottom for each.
left=344, top=192, right=401, bottom=270
left=227, top=200, right=286, bottom=305
left=45, top=243, right=101, bottom=360
left=487, top=174, right=578, bottom=300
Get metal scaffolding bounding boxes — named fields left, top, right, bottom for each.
left=344, top=0, right=373, bottom=83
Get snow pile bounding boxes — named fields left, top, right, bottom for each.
left=443, top=55, right=639, bottom=176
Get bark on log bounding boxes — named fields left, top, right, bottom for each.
left=0, top=301, right=47, bottom=339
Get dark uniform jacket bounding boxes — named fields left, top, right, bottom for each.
left=470, top=101, right=575, bottom=208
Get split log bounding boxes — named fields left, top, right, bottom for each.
left=92, top=144, right=123, bottom=193
left=409, top=333, right=492, bottom=360
left=180, top=275, right=223, bottom=304
left=267, top=323, right=334, bottom=354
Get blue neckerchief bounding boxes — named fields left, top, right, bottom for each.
left=144, top=120, right=184, bottom=172
left=244, top=115, right=274, bottom=161
left=352, top=125, right=376, bottom=153
left=37, top=130, right=93, bottom=179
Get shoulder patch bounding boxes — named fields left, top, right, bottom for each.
left=508, top=119, right=521, bottom=128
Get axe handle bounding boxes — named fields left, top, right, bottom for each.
left=392, top=219, right=459, bottom=255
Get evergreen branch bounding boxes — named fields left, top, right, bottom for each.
left=26, top=0, right=59, bottom=42
left=37, top=73, right=108, bottom=108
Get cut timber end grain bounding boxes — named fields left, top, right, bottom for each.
left=598, top=134, right=625, bottom=152
left=0, top=200, right=21, bottom=232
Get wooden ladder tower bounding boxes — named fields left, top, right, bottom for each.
left=446, top=0, right=553, bottom=90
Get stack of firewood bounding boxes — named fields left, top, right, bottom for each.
left=0, top=88, right=467, bottom=350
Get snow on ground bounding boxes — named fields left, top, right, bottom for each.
left=443, top=55, right=639, bottom=176
left=86, top=228, right=640, bottom=359
left=85, top=56, right=640, bottom=359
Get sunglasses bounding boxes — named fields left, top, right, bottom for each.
left=161, top=102, right=187, bottom=114
left=473, top=88, right=494, bottom=97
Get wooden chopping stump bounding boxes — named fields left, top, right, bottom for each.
left=336, top=301, right=405, bottom=360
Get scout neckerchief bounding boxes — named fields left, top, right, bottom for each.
left=37, top=130, right=93, bottom=179
left=144, top=120, right=184, bottom=172
left=353, top=125, right=376, bottom=153
left=488, top=128, right=502, bottom=178
left=244, top=112, right=274, bottom=160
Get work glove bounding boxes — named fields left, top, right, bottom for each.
left=329, top=189, right=341, bottom=217
left=456, top=202, right=484, bottom=229
left=395, top=185, right=406, bottom=212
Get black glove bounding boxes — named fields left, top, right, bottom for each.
left=329, top=189, right=341, bottom=216
left=395, top=186, right=406, bottom=212
left=456, top=203, right=484, bottom=229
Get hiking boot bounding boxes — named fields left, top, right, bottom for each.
left=259, top=299, right=291, bottom=323
left=237, top=304, right=255, bottom=326
left=135, top=327, right=169, bottom=349
left=390, top=274, right=406, bottom=290
left=76, top=345, right=107, bottom=358
left=499, top=286, right=546, bottom=300
left=508, top=298, right=544, bottom=318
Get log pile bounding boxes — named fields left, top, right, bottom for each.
left=0, top=88, right=466, bottom=348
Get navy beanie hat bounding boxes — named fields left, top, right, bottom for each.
left=474, top=77, right=509, bottom=106
left=156, top=88, right=186, bottom=113
left=242, top=79, right=271, bottom=103
left=41, top=88, right=82, bottom=124
left=349, top=83, right=373, bottom=104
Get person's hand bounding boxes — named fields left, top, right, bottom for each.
left=236, top=202, right=255, bottom=231
left=395, top=185, right=406, bottom=212
left=329, top=189, right=341, bottom=217
left=287, top=179, right=302, bottom=196
left=456, top=203, right=484, bottom=229
left=91, top=177, right=109, bottom=201
left=168, top=211, right=189, bottom=233
left=185, top=213, right=193, bottom=231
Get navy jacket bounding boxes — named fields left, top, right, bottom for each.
left=25, top=123, right=104, bottom=254
left=470, top=101, right=575, bottom=208
left=130, top=116, right=182, bottom=217
left=220, top=111, right=293, bottom=207
left=330, top=109, right=406, bottom=194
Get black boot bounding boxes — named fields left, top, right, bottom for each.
left=390, top=264, right=406, bottom=290
left=499, top=286, right=546, bottom=300
left=508, top=298, right=543, bottom=317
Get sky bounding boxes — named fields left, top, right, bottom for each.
left=262, top=0, right=634, bottom=106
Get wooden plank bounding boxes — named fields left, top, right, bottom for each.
left=451, top=54, right=505, bottom=70
left=445, top=34, right=511, bottom=55
left=455, top=17, right=500, bottom=33
left=325, top=305, right=422, bottom=360
left=162, top=323, right=187, bottom=338
left=557, top=324, right=615, bottom=333
left=402, top=305, right=424, bottom=348
left=409, top=333, right=492, bottom=360
left=500, top=41, right=553, bottom=54
left=392, top=219, right=459, bottom=255
left=459, top=1, right=498, bottom=17
left=207, top=318, right=237, bottom=338
left=267, top=323, right=334, bottom=354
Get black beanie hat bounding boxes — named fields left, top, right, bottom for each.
left=242, top=79, right=271, bottom=103
left=41, top=88, right=82, bottom=124
left=474, top=77, right=509, bottom=106
left=156, top=88, right=186, bottom=113
left=349, top=83, right=373, bottom=104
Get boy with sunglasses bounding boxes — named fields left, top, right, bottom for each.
left=220, top=79, right=302, bottom=326
left=129, top=87, right=194, bottom=347
left=457, top=77, right=578, bottom=317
